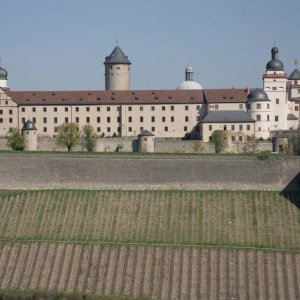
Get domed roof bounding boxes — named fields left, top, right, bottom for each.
left=289, top=68, right=300, bottom=80
left=104, top=46, right=131, bottom=65
left=247, top=89, right=270, bottom=102
left=266, top=47, right=284, bottom=71
left=22, top=120, right=37, bottom=131
left=0, top=66, right=8, bottom=80
left=177, top=80, right=203, bottom=90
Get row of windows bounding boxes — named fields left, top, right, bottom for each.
left=0, top=109, right=14, bottom=115
left=0, top=118, right=13, bottom=123
left=208, top=124, right=251, bottom=131
left=212, top=104, right=244, bottom=110
left=129, top=116, right=199, bottom=122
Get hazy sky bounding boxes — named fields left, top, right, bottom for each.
left=1, top=0, right=299, bottom=91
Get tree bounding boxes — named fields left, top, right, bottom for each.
left=211, top=130, right=228, bottom=153
left=6, top=128, right=24, bottom=151
left=56, top=123, right=80, bottom=152
left=81, top=124, right=98, bottom=152
left=242, top=135, right=258, bottom=153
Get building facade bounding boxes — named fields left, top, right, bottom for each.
left=0, top=46, right=299, bottom=143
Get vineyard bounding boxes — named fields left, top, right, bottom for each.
left=0, top=190, right=299, bottom=250
left=0, top=243, right=299, bottom=300
left=0, top=189, right=299, bottom=299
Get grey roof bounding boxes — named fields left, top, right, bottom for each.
left=104, top=46, right=131, bottom=65
left=266, top=47, right=284, bottom=71
left=0, top=66, right=8, bottom=80
left=138, top=130, right=155, bottom=136
left=287, top=114, right=298, bottom=121
left=289, top=68, right=300, bottom=80
left=247, top=89, right=270, bottom=102
left=200, top=110, right=255, bottom=123
left=22, top=120, right=37, bottom=131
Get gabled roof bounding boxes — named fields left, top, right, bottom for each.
left=138, top=130, right=155, bottom=137
left=5, top=89, right=204, bottom=105
left=204, top=89, right=248, bottom=103
left=200, top=110, right=255, bottom=123
left=104, top=46, right=131, bottom=65
left=289, top=69, right=300, bottom=80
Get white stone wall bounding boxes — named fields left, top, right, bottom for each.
left=105, top=64, right=130, bottom=90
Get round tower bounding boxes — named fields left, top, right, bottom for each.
left=22, top=120, right=38, bottom=151
left=177, top=66, right=203, bottom=90
left=247, top=89, right=271, bottom=139
left=104, top=45, right=131, bottom=90
left=138, top=130, right=155, bottom=153
left=0, top=65, right=8, bottom=89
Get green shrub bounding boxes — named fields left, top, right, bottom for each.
left=257, top=151, right=271, bottom=160
left=6, top=128, right=25, bottom=151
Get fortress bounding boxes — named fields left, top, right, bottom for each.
left=0, top=46, right=299, bottom=150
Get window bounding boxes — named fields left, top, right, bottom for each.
left=21, top=107, right=25, bottom=112
left=43, top=127, right=47, bottom=133
left=65, top=107, right=68, bottom=112
left=128, top=106, right=132, bottom=111
left=54, top=127, right=58, bottom=133
left=162, top=117, right=166, bottom=122
left=75, top=117, right=79, bottom=123
left=275, top=115, right=279, bottom=122
left=151, top=116, right=155, bottom=122
left=239, top=104, right=243, bottom=110
left=276, top=99, right=279, bottom=104
left=296, top=106, right=299, bottom=111
left=22, top=117, right=25, bottom=123
left=54, top=117, right=58, bottom=123
left=32, top=107, right=36, bottom=112
left=267, top=104, right=270, bottom=109
left=107, top=107, right=110, bottom=112
left=267, top=115, right=270, bottom=121
left=185, top=106, right=189, bottom=111
left=196, top=105, right=200, bottom=110
left=164, top=126, right=168, bottom=132
left=97, top=117, right=100, bottom=123
left=97, top=127, right=101, bottom=132
left=140, top=116, right=143, bottom=122
left=140, top=106, right=143, bottom=111
left=86, top=117, right=90, bottom=123
left=107, top=117, right=110, bottom=123
left=117, top=107, right=120, bottom=111
left=239, top=136, right=243, bottom=141
left=184, top=126, right=188, bottom=131
left=117, top=127, right=121, bottom=132
left=43, top=117, right=47, bottom=123
left=171, top=106, right=174, bottom=111
left=128, top=117, right=132, bottom=122
left=76, top=107, right=79, bottom=112
left=209, top=125, right=212, bottom=131
left=256, top=103, right=261, bottom=109
left=97, top=107, right=100, bottom=112
left=54, top=107, right=58, bottom=112
left=256, top=115, right=261, bottom=121
left=129, top=127, right=132, bottom=132
left=151, top=127, right=155, bottom=132
left=246, top=104, right=251, bottom=110
left=43, top=107, right=47, bottom=112
left=65, top=117, right=69, bottom=123
left=162, top=106, right=166, bottom=111
left=9, top=110, right=13, bottom=115
left=185, top=116, right=189, bottom=122
left=32, top=117, right=36, bottom=123
left=247, top=125, right=250, bottom=130
left=0, top=118, right=2, bottom=123
left=196, top=116, right=200, bottom=121
left=107, top=127, right=111, bottom=132
left=151, top=106, right=155, bottom=111
left=171, top=116, right=174, bottom=122
left=215, top=104, right=219, bottom=110
left=117, top=117, right=120, bottom=122
left=231, top=125, right=235, bottom=130
left=231, top=136, right=235, bottom=142
left=272, top=87, right=277, bottom=91
left=0, top=110, right=2, bottom=114
left=86, top=107, right=90, bottom=112
left=239, top=125, right=243, bottom=130
left=223, top=125, right=227, bottom=130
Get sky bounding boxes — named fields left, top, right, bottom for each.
left=1, top=0, right=299, bottom=91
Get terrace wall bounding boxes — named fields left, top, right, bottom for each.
left=0, top=154, right=299, bottom=190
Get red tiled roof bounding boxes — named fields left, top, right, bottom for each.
left=204, top=89, right=248, bottom=103
left=5, top=88, right=249, bottom=106
left=6, top=90, right=204, bottom=105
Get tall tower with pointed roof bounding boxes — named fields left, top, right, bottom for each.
left=104, top=45, right=131, bottom=90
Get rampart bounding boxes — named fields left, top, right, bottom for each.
left=0, top=154, right=299, bottom=190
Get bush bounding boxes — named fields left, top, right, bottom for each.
left=81, top=124, right=98, bottom=152
left=56, top=123, right=80, bottom=152
left=211, top=130, right=228, bottom=153
left=6, top=128, right=24, bottom=150
left=257, top=151, right=271, bottom=160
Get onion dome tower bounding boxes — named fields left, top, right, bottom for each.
left=104, top=45, right=131, bottom=90
left=266, top=47, right=284, bottom=71
left=0, top=63, right=8, bottom=89
left=247, top=89, right=271, bottom=139
left=177, top=66, right=203, bottom=90
left=21, top=120, right=38, bottom=151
